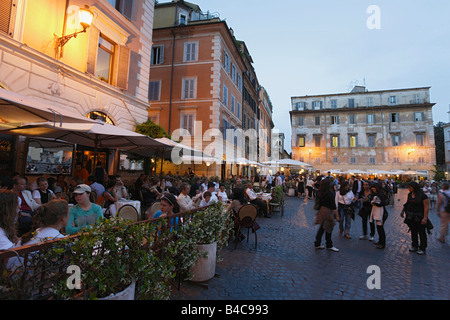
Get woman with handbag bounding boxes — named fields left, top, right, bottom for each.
left=401, top=182, right=429, bottom=255
left=314, top=178, right=340, bottom=252
left=335, top=181, right=356, bottom=239
left=358, top=181, right=375, bottom=241
left=370, top=183, right=388, bottom=249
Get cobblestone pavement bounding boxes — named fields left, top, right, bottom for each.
left=171, top=189, right=450, bottom=300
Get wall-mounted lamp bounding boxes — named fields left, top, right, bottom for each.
left=55, top=8, right=94, bottom=49
left=408, top=148, right=415, bottom=156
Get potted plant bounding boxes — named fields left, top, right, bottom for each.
left=39, top=218, right=175, bottom=300
left=177, top=201, right=233, bottom=282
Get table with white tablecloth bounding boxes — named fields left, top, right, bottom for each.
left=256, top=192, right=272, bottom=213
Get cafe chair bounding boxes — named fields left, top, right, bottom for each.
left=269, top=195, right=285, bottom=218
left=145, top=202, right=161, bottom=220
left=117, top=204, right=139, bottom=222
left=235, top=204, right=258, bottom=250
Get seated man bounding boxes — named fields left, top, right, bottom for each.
left=246, top=183, right=270, bottom=218
left=201, top=182, right=218, bottom=204
left=177, top=183, right=198, bottom=212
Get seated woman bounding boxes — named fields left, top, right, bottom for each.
left=32, top=177, right=56, bottom=205
left=65, top=184, right=103, bottom=235
left=97, top=180, right=118, bottom=217
left=153, top=193, right=180, bottom=232
left=20, top=199, right=69, bottom=246
left=199, top=191, right=213, bottom=207
left=0, top=190, right=20, bottom=251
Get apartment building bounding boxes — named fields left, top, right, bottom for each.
left=290, top=86, right=436, bottom=176
left=149, top=0, right=273, bottom=177
left=0, top=0, right=155, bottom=175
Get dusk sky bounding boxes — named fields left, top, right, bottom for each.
left=168, top=0, right=450, bottom=152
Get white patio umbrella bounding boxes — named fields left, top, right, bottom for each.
left=0, top=89, right=95, bottom=128
left=0, top=121, right=167, bottom=164
left=264, top=159, right=312, bottom=167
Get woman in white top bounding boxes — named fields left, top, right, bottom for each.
left=20, top=199, right=69, bottom=246
left=335, top=181, right=356, bottom=239
left=32, top=177, right=56, bottom=205
left=217, top=184, right=228, bottom=203
left=0, top=190, right=20, bottom=250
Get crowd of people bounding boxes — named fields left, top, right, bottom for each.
left=311, top=172, right=447, bottom=255
left=0, top=161, right=282, bottom=257
left=1, top=162, right=448, bottom=264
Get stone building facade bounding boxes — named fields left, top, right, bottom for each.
left=149, top=0, right=274, bottom=178
left=290, top=86, right=436, bottom=177
left=0, top=0, right=155, bottom=175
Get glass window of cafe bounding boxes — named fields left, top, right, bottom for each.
left=25, top=139, right=74, bottom=174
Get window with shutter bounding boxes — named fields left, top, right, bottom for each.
left=182, top=113, right=195, bottom=135
left=0, top=0, right=16, bottom=37
left=148, top=81, right=160, bottom=101
left=106, top=0, right=133, bottom=20
left=183, top=78, right=196, bottom=99
left=151, top=45, right=164, bottom=65
left=184, top=42, right=198, bottom=62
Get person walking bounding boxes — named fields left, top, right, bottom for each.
left=401, top=182, right=429, bottom=255
left=370, top=183, right=388, bottom=249
left=436, top=182, right=450, bottom=243
left=335, top=181, right=356, bottom=239
left=297, top=176, right=305, bottom=198
left=314, top=178, right=340, bottom=252
left=358, top=181, right=375, bottom=241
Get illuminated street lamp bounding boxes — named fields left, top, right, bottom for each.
left=55, top=8, right=94, bottom=49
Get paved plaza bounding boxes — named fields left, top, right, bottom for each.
left=171, top=189, right=450, bottom=300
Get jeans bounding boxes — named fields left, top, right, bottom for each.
left=361, top=211, right=375, bottom=236
left=315, top=225, right=333, bottom=248
left=410, top=220, right=427, bottom=250
left=338, top=207, right=352, bottom=235
left=376, top=225, right=386, bottom=246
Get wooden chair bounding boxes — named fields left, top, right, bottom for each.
left=235, top=204, right=258, bottom=249
left=269, top=194, right=285, bottom=217
left=117, top=204, right=139, bottom=222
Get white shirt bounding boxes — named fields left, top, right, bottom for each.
left=217, top=190, right=228, bottom=202
left=0, top=227, right=15, bottom=250
left=32, top=189, right=55, bottom=201
left=246, top=188, right=257, bottom=201
left=21, top=227, right=65, bottom=246
left=177, top=193, right=196, bottom=212
left=336, top=190, right=355, bottom=208
left=202, top=191, right=218, bottom=203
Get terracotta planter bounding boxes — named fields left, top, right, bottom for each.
left=191, top=242, right=217, bottom=282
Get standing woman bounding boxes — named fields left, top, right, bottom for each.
left=314, top=179, right=340, bottom=252
left=297, top=176, right=305, bottom=198
left=402, top=182, right=429, bottom=255
left=370, top=183, right=388, bottom=249
left=335, top=181, right=356, bottom=239
left=358, top=181, right=375, bottom=241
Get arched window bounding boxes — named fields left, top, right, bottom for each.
left=85, top=111, right=115, bottom=125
